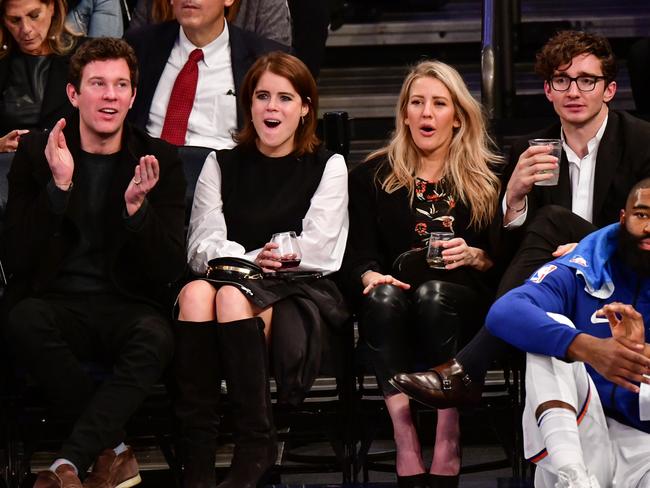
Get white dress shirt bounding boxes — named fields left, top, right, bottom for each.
left=563, top=116, right=607, bottom=222
left=503, top=116, right=609, bottom=228
left=187, top=151, right=350, bottom=276
left=146, top=23, right=237, bottom=150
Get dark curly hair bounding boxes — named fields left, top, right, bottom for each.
left=69, top=37, right=139, bottom=92
left=534, top=30, right=617, bottom=83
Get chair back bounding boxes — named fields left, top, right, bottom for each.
left=0, top=152, right=14, bottom=226
left=177, top=145, right=215, bottom=226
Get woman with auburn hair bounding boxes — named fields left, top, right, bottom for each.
left=343, top=60, right=502, bottom=488
left=173, top=51, right=348, bottom=488
left=0, top=0, right=80, bottom=152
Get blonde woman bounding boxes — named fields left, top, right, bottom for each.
left=344, top=60, right=502, bottom=488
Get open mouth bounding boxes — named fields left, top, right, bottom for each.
left=264, top=119, right=281, bottom=128
left=419, top=124, right=435, bottom=135
left=99, top=108, right=118, bottom=115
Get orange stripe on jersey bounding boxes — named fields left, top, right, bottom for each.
left=529, top=448, right=548, bottom=464
left=577, top=383, right=592, bottom=425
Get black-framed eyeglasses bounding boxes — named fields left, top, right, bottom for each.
left=549, top=75, right=607, bottom=92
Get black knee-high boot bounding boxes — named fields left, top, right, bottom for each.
left=216, top=317, right=277, bottom=488
left=173, top=320, right=221, bottom=488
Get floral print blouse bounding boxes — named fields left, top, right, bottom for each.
left=412, top=176, right=456, bottom=248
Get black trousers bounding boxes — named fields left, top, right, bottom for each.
left=4, top=292, right=174, bottom=473
left=457, top=205, right=597, bottom=381
left=360, top=279, right=485, bottom=395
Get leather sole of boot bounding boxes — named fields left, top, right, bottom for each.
left=114, top=474, right=142, bottom=488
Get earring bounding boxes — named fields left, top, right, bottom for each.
left=300, top=115, right=305, bottom=125
left=1, top=44, right=7, bottom=51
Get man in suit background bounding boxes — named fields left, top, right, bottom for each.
left=391, top=30, right=650, bottom=409
left=125, top=0, right=286, bottom=150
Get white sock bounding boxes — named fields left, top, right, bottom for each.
left=113, top=442, right=127, bottom=455
left=49, top=458, right=78, bottom=474
left=538, top=407, right=585, bottom=472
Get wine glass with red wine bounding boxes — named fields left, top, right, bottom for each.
left=270, top=231, right=302, bottom=269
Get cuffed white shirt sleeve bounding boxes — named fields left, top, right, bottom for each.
left=502, top=192, right=528, bottom=229
left=187, top=152, right=247, bottom=275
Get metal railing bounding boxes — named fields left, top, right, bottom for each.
left=481, top=0, right=519, bottom=120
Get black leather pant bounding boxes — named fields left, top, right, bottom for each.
left=359, top=280, right=481, bottom=395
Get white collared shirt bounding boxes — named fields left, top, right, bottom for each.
left=146, top=23, right=237, bottom=150
left=503, top=115, right=608, bottom=228
left=563, top=115, right=608, bottom=223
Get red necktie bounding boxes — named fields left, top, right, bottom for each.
left=160, top=48, right=204, bottom=146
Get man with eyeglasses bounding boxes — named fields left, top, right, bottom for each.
left=494, top=30, right=650, bottom=289
left=390, top=31, right=650, bottom=439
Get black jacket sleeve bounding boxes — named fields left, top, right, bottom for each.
left=112, top=138, right=187, bottom=286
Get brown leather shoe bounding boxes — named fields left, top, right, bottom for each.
left=389, top=359, right=482, bottom=409
left=34, top=465, right=83, bottom=488
left=82, top=447, right=141, bottom=488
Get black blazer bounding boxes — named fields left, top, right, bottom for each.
left=495, top=110, right=650, bottom=260
left=0, top=48, right=77, bottom=135
left=125, top=21, right=287, bottom=130
left=2, top=116, right=187, bottom=312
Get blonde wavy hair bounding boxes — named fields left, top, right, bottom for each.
left=0, top=0, right=77, bottom=59
left=368, top=60, right=502, bottom=229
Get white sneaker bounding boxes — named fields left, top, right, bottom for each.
left=555, top=464, right=601, bottom=488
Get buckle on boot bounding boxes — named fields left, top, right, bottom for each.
left=442, top=373, right=471, bottom=390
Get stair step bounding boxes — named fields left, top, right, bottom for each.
left=327, top=0, right=650, bottom=47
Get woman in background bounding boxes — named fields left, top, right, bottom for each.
left=0, top=0, right=80, bottom=152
